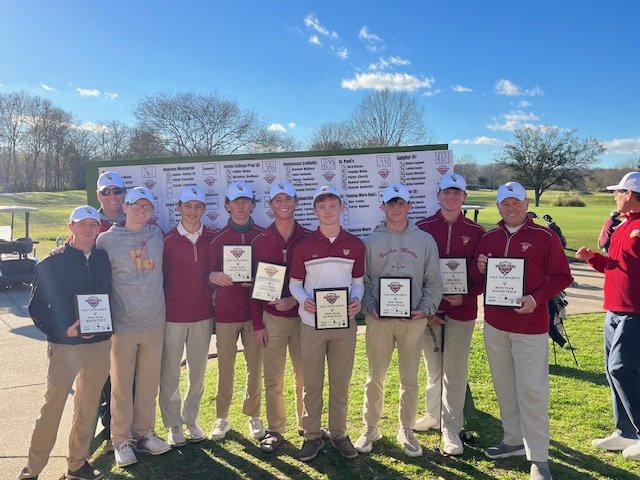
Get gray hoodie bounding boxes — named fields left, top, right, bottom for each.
left=362, top=221, right=443, bottom=317
left=96, top=224, right=165, bottom=333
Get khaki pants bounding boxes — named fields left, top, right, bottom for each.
left=20, top=341, right=110, bottom=478
left=159, top=319, right=213, bottom=428
left=215, top=321, right=262, bottom=419
left=110, top=325, right=164, bottom=445
left=363, top=316, right=427, bottom=429
left=300, top=321, right=357, bottom=440
left=421, top=317, right=475, bottom=434
left=262, top=312, right=304, bottom=433
left=484, top=322, right=550, bottom=462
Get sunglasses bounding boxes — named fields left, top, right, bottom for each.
left=99, top=187, right=125, bottom=196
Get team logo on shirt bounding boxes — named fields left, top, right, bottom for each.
left=343, top=249, right=350, bottom=256
left=521, top=242, right=532, bottom=252
left=85, top=296, right=102, bottom=308
left=388, top=281, right=403, bottom=293
left=204, top=176, right=217, bottom=187
left=446, top=260, right=460, bottom=271
left=231, top=247, right=245, bottom=259
left=496, top=261, right=515, bottom=275
left=461, top=236, right=470, bottom=246
left=324, top=292, right=338, bottom=304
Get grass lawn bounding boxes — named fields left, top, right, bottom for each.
left=88, top=313, right=640, bottom=480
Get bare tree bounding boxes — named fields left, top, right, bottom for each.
left=309, top=121, right=353, bottom=151
left=347, top=90, right=432, bottom=148
left=452, top=154, right=479, bottom=187
left=248, top=126, right=298, bottom=154
left=498, top=126, right=605, bottom=206
left=616, top=158, right=640, bottom=170
left=0, top=91, right=30, bottom=191
left=94, top=120, right=132, bottom=161
left=133, top=91, right=258, bottom=156
left=128, top=127, right=168, bottom=159
left=477, top=162, right=511, bottom=190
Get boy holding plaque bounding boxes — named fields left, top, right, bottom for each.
left=289, top=185, right=365, bottom=462
left=472, top=182, right=571, bottom=480
left=160, top=185, right=216, bottom=447
left=413, top=173, right=485, bottom=455
left=19, top=206, right=111, bottom=480
left=96, top=187, right=171, bottom=467
left=354, top=183, right=442, bottom=458
left=250, top=181, right=311, bottom=452
left=207, top=181, right=266, bottom=442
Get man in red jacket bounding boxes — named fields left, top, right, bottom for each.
left=207, top=181, right=265, bottom=442
left=250, top=181, right=311, bottom=452
left=160, top=185, right=215, bottom=447
left=414, top=173, right=485, bottom=455
left=576, top=171, right=640, bottom=461
left=473, top=182, right=572, bottom=480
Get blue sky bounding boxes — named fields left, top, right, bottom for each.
left=1, top=1, right=638, bottom=167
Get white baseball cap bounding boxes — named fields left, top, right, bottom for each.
left=270, top=181, right=297, bottom=199
left=97, top=171, right=124, bottom=190
left=606, top=172, right=640, bottom=193
left=226, top=181, right=254, bottom=201
left=69, top=205, right=100, bottom=223
left=179, top=185, right=206, bottom=204
left=382, top=184, right=410, bottom=203
left=312, top=185, right=341, bottom=204
left=497, top=182, right=527, bottom=202
left=439, top=173, right=467, bottom=191
left=124, top=187, right=154, bottom=204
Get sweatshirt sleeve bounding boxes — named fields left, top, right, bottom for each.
left=417, top=236, right=444, bottom=316
left=362, top=244, right=376, bottom=314
left=28, top=262, right=67, bottom=340
left=588, top=252, right=608, bottom=273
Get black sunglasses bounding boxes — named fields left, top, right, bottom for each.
left=99, top=187, right=125, bottom=196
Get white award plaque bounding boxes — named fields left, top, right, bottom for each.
left=76, top=294, right=113, bottom=334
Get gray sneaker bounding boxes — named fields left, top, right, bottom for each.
left=331, top=435, right=358, bottom=459
left=299, top=438, right=324, bottom=462
left=485, top=442, right=526, bottom=459
left=530, top=461, right=553, bottom=480
left=354, top=425, right=382, bottom=453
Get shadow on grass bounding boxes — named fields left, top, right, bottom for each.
left=550, top=363, right=608, bottom=387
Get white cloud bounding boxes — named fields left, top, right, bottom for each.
left=519, top=100, right=532, bottom=107
left=451, top=84, right=472, bottom=93
left=304, top=13, right=337, bottom=38
left=604, top=137, right=640, bottom=155
left=369, top=56, right=411, bottom=71
left=288, top=122, right=297, bottom=129
left=495, top=79, right=543, bottom=96
left=76, top=88, right=100, bottom=97
left=39, top=83, right=56, bottom=92
left=423, top=89, right=442, bottom=97
left=74, top=122, right=108, bottom=132
left=268, top=123, right=287, bottom=133
left=359, top=26, right=383, bottom=52
left=487, top=110, right=540, bottom=131
left=105, top=92, right=119, bottom=100
left=334, top=46, right=348, bottom=59
left=451, top=136, right=506, bottom=146
left=309, top=35, right=321, bottom=46
left=342, top=72, right=434, bottom=92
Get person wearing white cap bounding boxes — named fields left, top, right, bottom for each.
left=472, top=182, right=572, bottom=480
left=207, top=181, right=266, bottom=442
left=577, top=172, right=640, bottom=461
left=96, top=187, right=171, bottom=467
left=354, top=183, right=442, bottom=458
left=159, top=185, right=216, bottom=448
left=96, top=171, right=126, bottom=232
left=413, top=173, right=486, bottom=455
left=19, top=206, right=111, bottom=480
left=250, top=181, right=311, bottom=452
left=289, top=185, right=365, bottom=461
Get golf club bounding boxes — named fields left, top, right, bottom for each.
left=434, top=314, right=446, bottom=455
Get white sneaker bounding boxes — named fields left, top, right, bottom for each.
left=136, top=432, right=171, bottom=455
left=114, top=441, right=137, bottom=467
left=354, top=425, right=382, bottom=453
left=209, top=418, right=231, bottom=441
left=185, top=423, right=206, bottom=443
left=622, top=440, right=640, bottom=461
left=167, top=426, right=187, bottom=447
left=248, top=417, right=266, bottom=439
left=413, top=414, right=440, bottom=431
left=443, top=428, right=464, bottom=455
left=397, top=427, right=423, bottom=457
left=592, top=431, right=638, bottom=451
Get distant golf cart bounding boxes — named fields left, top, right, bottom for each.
left=0, top=206, right=39, bottom=287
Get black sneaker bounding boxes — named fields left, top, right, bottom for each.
left=65, top=461, right=104, bottom=480
left=331, top=435, right=358, bottom=459
left=299, top=438, right=324, bottom=462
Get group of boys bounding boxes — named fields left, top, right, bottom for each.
left=20, top=169, right=579, bottom=480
